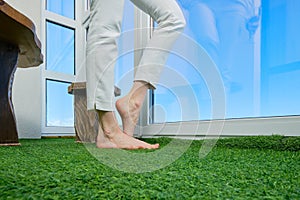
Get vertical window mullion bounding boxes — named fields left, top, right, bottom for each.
left=42, top=0, right=79, bottom=135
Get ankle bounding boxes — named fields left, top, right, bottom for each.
left=97, top=110, right=121, bottom=137
left=102, top=129, right=115, bottom=139
left=101, top=120, right=121, bottom=136
left=129, top=97, right=142, bottom=110
left=116, top=95, right=142, bottom=111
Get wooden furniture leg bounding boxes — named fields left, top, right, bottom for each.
left=0, top=40, right=20, bottom=145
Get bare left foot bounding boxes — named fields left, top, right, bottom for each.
left=116, top=81, right=149, bottom=136
left=116, top=95, right=142, bottom=136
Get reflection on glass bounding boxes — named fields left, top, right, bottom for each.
left=261, top=0, right=300, bottom=117
left=155, top=0, right=260, bottom=122
left=46, top=0, right=75, bottom=19
left=178, top=0, right=258, bottom=91
left=153, top=0, right=300, bottom=123
left=46, top=21, right=75, bottom=75
left=46, top=80, right=74, bottom=127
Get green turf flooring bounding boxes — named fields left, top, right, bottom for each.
left=0, top=136, right=299, bottom=199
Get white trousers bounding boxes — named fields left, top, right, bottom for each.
left=86, top=0, right=186, bottom=111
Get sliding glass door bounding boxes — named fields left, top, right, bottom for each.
left=140, top=0, right=300, bottom=137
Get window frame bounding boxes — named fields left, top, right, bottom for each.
left=41, top=0, right=85, bottom=136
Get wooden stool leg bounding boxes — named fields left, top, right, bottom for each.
left=0, top=41, right=19, bottom=145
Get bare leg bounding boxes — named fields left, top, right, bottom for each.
left=116, top=81, right=148, bottom=136
left=96, top=110, right=159, bottom=149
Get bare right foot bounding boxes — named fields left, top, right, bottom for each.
left=96, top=126, right=159, bottom=149
left=96, top=126, right=118, bottom=149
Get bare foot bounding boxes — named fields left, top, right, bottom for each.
left=96, top=111, right=159, bottom=150
left=116, top=96, right=142, bottom=136
left=116, top=81, right=149, bottom=136
left=96, top=126, right=159, bottom=149
left=96, top=126, right=118, bottom=149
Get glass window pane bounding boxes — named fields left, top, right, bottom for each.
left=46, top=21, right=75, bottom=75
left=153, top=0, right=300, bottom=123
left=154, top=54, right=212, bottom=123
left=261, top=0, right=300, bottom=117
left=46, top=80, right=74, bottom=127
left=46, top=0, right=75, bottom=19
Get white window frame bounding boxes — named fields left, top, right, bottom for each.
left=41, top=0, right=85, bottom=136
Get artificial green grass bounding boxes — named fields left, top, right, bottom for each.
left=0, top=136, right=299, bottom=199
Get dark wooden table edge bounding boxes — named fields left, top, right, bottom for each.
left=0, top=0, right=43, bottom=68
